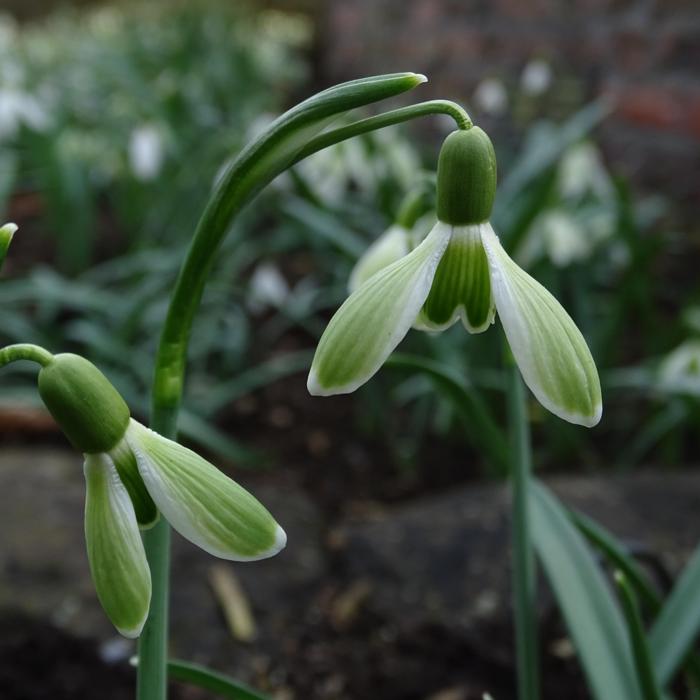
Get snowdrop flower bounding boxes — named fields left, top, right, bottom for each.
left=128, top=124, right=164, bottom=181
left=348, top=224, right=411, bottom=294
left=0, top=88, right=50, bottom=140
left=658, top=341, right=700, bottom=397
left=37, top=353, right=286, bottom=637
left=308, top=127, right=601, bottom=427
left=247, top=262, right=290, bottom=314
left=520, top=59, right=553, bottom=96
left=473, top=78, right=508, bottom=116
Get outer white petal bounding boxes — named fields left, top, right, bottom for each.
left=481, top=223, right=602, bottom=427
left=308, top=221, right=451, bottom=395
left=348, top=224, right=410, bottom=293
left=84, top=453, right=151, bottom=638
left=127, top=421, right=286, bottom=562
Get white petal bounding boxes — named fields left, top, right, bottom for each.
left=128, top=421, right=286, bottom=562
left=308, top=221, right=451, bottom=395
left=84, top=453, right=151, bottom=638
left=348, top=224, right=410, bottom=293
left=481, top=223, right=602, bottom=426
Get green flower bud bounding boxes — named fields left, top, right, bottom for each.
left=38, top=354, right=130, bottom=453
left=436, top=128, right=497, bottom=225
left=0, top=223, right=17, bottom=272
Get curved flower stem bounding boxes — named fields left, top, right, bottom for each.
left=0, top=343, right=53, bottom=368
left=141, top=74, right=472, bottom=700
left=291, top=99, right=472, bottom=164
left=505, top=339, right=541, bottom=700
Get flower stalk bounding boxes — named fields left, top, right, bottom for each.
left=506, top=347, right=541, bottom=700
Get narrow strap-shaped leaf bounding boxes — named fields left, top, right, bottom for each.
left=168, top=659, right=270, bottom=700
left=530, top=480, right=642, bottom=700
left=573, top=509, right=700, bottom=694
left=572, top=510, right=660, bottom=612
left=650, top=543, right=700, bottom=685
left=615, top=571, right=663, bottom=700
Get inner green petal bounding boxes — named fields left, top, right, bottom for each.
left=421, top=225, right=494, bottom=333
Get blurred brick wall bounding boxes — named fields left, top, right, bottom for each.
left=319, top=0, right=700, bottom=212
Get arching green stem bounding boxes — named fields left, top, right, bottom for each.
left=292, top=99, right=472, bottom=164
left=142, top=74, right=473, bottom=700
left=0, top=343, right=54, bottom=369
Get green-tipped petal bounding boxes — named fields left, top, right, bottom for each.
left=308, top=221, right=451, bottom=395
left=348, top=224, right=410, bottom=293
left=481, top=223, right=602, bottom=426
left=127, top=421, right=285, bottom=561
left=84, top=453, right=151, bottom=638
left=418, top=223, right=495, bottom=333
left=0, top=222, right=17, bottom=271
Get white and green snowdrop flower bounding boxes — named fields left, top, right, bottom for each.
left=308, top=127, right=602, bottom=427
left=37, top=353, right=286, bottom=638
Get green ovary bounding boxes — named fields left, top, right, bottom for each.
left=421, top=226, right=494, bottom=333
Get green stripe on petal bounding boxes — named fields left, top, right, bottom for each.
left=481, top=223, right=602, bottom=427
left=128, top=421, right=286, bottom=561
left=110, top=436, right=159, bottom=529
left=308, top=221, right=451, bottom=395
left=419, top=224, right=495, bottom=333
left=348, top=224, right=410, bottom=293
left=84, top=453, right=151, bottom=638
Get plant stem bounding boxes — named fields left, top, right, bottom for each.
left=505, top=344, right=540, bottom=700
left=141, top=74, right=472, bottom=700
left=0, top=343, right=53, bottom=368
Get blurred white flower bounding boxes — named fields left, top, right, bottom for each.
left=0, top=88, right=50, bottom=140
left=658, top=341, right=700, bottom=397
left=520, top=59, right=552, bottom=96
left=473, top=78, right=508, bottom=116
left=518, top=210, right=588, bottom=268
left=128, top=124, right=164, bottom=181
left=247, top=263, right=290, bottom=314
left=559, top=142, right=614, bottom=201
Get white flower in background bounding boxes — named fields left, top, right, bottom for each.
left=128, top=124, right=164, bottom=181
left=247, top=262, right=290, bottom=314
left=309, top=128, right=602, bottom=427
left=658, top=341, right=700, bottom=397
left=473, top=78, right=508, bottom=116
left=0, top=88, right=50, bottom=140
left=348, top=224, right=411, bottom=294
left=36, top=353, right=286, bottom=637
left=559, top=141, right=614, bottom=201
left=520, top=59, right=553, bottom=96
left=518, top=210, right=590, bottom=269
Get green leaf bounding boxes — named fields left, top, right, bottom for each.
left=573, top=510, right=700, bottom=694
left=168, top=659, right=270, bottom=700
left=615, top=571, right=663, bottom=700
left=650, top=543, right=700, bottom=685
left=530, top=480, right=642, bottom=700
